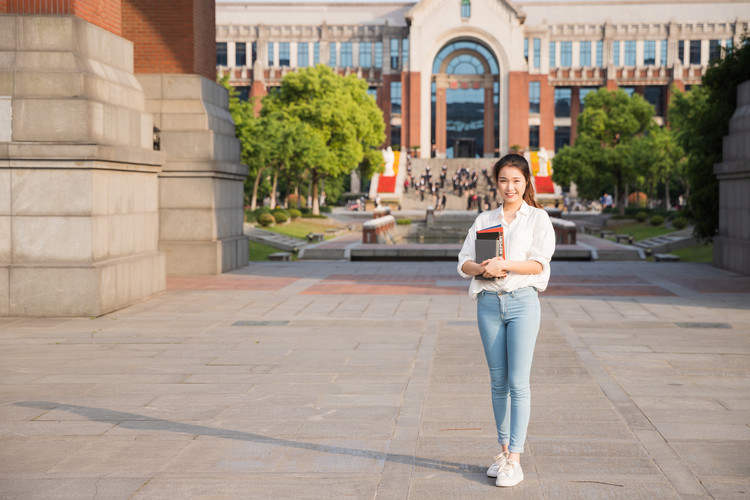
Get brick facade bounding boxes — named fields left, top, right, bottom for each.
left=2, top=0, right=121, bottom=35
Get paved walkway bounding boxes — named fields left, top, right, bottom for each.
left=1, top=261, right=749, bottom=499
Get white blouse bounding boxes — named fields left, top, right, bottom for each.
left=457, top=202, right=556, bottom=299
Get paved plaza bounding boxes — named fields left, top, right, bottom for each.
left=1, top=260, right=749, bottom=499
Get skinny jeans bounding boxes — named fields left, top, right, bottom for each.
left=476, top=287, right=540, bottom=453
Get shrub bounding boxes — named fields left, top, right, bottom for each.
left=301, top=213, right=327, bottom=219
left=649, top=215, right=665, bottom=226
left=635, top=211, right=648, bottom=222
left=254, top=206, right=271, bottom=218
left=288, top=208, right=301, bottom=219
left=287, top=194, right=306, bottom=207
left=672, top=217, right=687, bottom=230
left=320, top=205, right=332, bottom=213
left=273, top=211, right=289, bottom=223
left=245, top=210, right=256, bottom=222
left=257, top=213, right=275, bottom=226
left=396, top=218, right=412, bottom=225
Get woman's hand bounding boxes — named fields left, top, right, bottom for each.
left=481, top=257, right=508, bottom=279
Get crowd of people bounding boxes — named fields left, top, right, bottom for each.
left=403, top=162, right=501, bottom=212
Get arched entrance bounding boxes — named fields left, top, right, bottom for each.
left=431, top=39, right=499, bottom=158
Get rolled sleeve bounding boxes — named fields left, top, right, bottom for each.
left=528, top=211, right=556, bottom=275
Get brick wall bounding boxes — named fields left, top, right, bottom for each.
left=508, top=72, right=529, bottom=149
left=122, top=0, right=215, bottom=80
left=2, top=0, right=121, bottom=35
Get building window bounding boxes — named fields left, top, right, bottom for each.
left=340, top=42, right=353, bottom=67
left=279, top=42, right=290, bottom=67
left=554, top=126, right=570, bottom=151
left=330, top=42, right=337, bottom=66
left=550, top=41, right=556, bottom=68
left=554, top=87, right=571, bottom=117
left=620, top=86, right=636, bottom=97
left=644, top=40, right=655, bottom=66
left=391, top=81, right=402, bottom=115
left=360, top=42, right=372, bottom=67
left=524, top=38, right=528, bottom=61
left=580, top=41, right=591, bottom=67
left=236, top=86, right=250, bottom=101
left=726, top=38, right=733, bottom=50
left=689, top=40, right=701, bottom=65
left=461, top=0, right=471, bottom=18
left=533, top=38, right=541, bottom=69
left=313, top=42, right=319, bottom=65
left=367, top=87, right=377, bottom=100
left=660, top=40, right=667, bottom=66
left=579, top=87, right=597, bottom=112
left=235, top=42, right=246, bottom=67
left=391, top=125, right=401, bottom=148
left=529, top=81, right=540, bottom=114
left=560, top=41, right=572, bottom=67
left=709, top=40, right=721, bottom=61
left=624, top=40, right=636, bottom=66
left=529, top=125, right=540, bottom=149
left=644, top=86, right=664, bottom=116
left=268, top=42, right=274, bottom=66
left=613, top=41, right=620, bottom=66
left=678, top=41, right=685, bottom=64
left=298, top=42, right=309, bottom=67
left=391, top=38, right=400, bottom=69
left=402, top=39, right=409, bottom=68
left=375, top=41, right=383, bottom=68
left=217, top=42, right=227, bottom=66
left=596, top=40, right=603, bottom=67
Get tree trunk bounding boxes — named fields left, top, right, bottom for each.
left=665, top=176, right=671, bottom=210
left=294, top=183, right=301, bottom=209
left=270, top=169, right=279, bottom=209
left=251, top=167, right=265, bottom=211
left=312, top=169, right=320, bottom=216
left=615, top=171, right=624, bottom=216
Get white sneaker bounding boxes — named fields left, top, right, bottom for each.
left=495, top=459, right=523, bottom=487
left=486, top=451, right=509, bottom=478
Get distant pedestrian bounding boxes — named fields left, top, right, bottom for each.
left=457, top=153, right=555, bottom=489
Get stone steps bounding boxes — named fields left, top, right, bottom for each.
left=245, top=225, right=307, bottom=252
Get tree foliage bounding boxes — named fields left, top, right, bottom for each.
left=668, top=38, right=750, bottom=239
left=552, top=88, right=654, bottom=212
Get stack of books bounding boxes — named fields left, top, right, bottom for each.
left=475, top=224, right=505, bottom=281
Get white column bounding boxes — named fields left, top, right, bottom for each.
left=572, top=41, right=580, bottom=67
left=227, top=42, right=236, bottom=68
left=635, top=40, right=643, bottom=66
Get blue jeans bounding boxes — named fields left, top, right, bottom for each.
left=476, top=287, right=540, bottom=453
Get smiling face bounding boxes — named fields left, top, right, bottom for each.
left=496, top=165, right=527, bottom=205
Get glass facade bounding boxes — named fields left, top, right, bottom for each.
left=554, top=126, right=570, bottom=151
left=375, top=41, right=383, bottom=68
left=529, top=125, right=540, bottom=149
left=709, top=40, right=721, bottom=61
left=461, top=0, right=470, bottom=18
left=533, top=38, right=541, bottom=69
left=579, top=87, right=597, bottom=112
left=360, top=42, right=372, bottom=67
left=660, top=40, right=667, bottom=66
left=529, top=81, right=540, bottom=114
left=596, top=40, right=603, bottom=67
left=644, top=40, right=655, bottom=65
left=340, top=42, right=352, bottom=67
left=391, top=81, right=402, bottom=114
left=678, top=40, right=685, bottom=64
left=554, top=87, right=571, bottom=117
left=279, top=42, right=290, bottom=66
left=613, top=41, right=620, bottom=66
left=402, top=39, right=409, bottom=68
left=330, top=42, right=336, bottom=66
left=217, top=42, right=227, bottom=66
left=560, top=41, right=572, bottom=67
left=235, top=42, right=246, bottom=66
left=313, top=42, right=319, bottom=65
left=644, top=86, right=664, bottom=116
left=524, top=38, right=528, bottom=61
left=268, top=42, right=274, bottom=66
left=580, top=41, right=591, bottom=67
left=690, top=40, right=701, bottom=65
left=550, top=41, right=556, bottom=68
left=624, top=40, right=636, bottom=66
left=298, top=42, right=308, bottom=67
left=391, top=38, right=400, bottom=69
left=620, top=86, right=635, bottom=97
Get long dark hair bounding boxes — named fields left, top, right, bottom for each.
left=491, top=153, right=541, bottom=208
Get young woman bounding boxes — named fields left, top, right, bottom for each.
left=457, top=153, right=556, bottom=487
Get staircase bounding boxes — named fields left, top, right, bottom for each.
left=632, top=229, right=697, bottom=253
left=401, top=158, right=498, bottom=211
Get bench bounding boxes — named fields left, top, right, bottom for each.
left=584, top=226, right=602, bottom=235
left=268, top=252, right=292, bottom=261
left=654, top=253, right=680, bottom=262
left=599, top=230, right=615, bottom=238
left=615, top=233, right=633, bottom=245
left=306, top=232, right=324, bottom=243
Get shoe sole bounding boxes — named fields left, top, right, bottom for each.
left=496, top=472, right=524, bottom=487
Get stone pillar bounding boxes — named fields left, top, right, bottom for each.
left=435, top=76, right=447, bottom=156
left=508, top=72, right=528, bottom=151
left=713, top=80, right=750, bottom=275
left=0, top=15, right=165, bottom=317
left=483, top=83, right=495, bottom=157
left=138, top=74, right=249, bottom=276
left=404, top=71, right=421, bottom=152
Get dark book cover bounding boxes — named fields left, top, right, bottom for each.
left=475, top=226, right=505, bottom=280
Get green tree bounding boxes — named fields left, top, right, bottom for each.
left=262, top=65, right=385, bottom=215
left=668, top=36, right=750, bottom=239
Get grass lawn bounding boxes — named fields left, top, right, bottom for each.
left=605, top=221, right=678, bottom=241
left=669, top=243, right=713, bottom=263
left=249, top=240, right=290, bottom=261
left=262, top=220, right=340, bottom=240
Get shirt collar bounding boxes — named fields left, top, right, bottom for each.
left=499, top=200, right=531, bottom=221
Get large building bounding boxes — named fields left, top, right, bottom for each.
left=217, top=0, right=748, bottom=159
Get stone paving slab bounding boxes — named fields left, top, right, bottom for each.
left=1, top=261, right=749, bottom=499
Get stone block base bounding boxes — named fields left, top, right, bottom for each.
left=714, top=236, right=750, bottom=276
left=4, top=251, right=165, bottom=317
left=161, top=235, right=248, bottom=276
